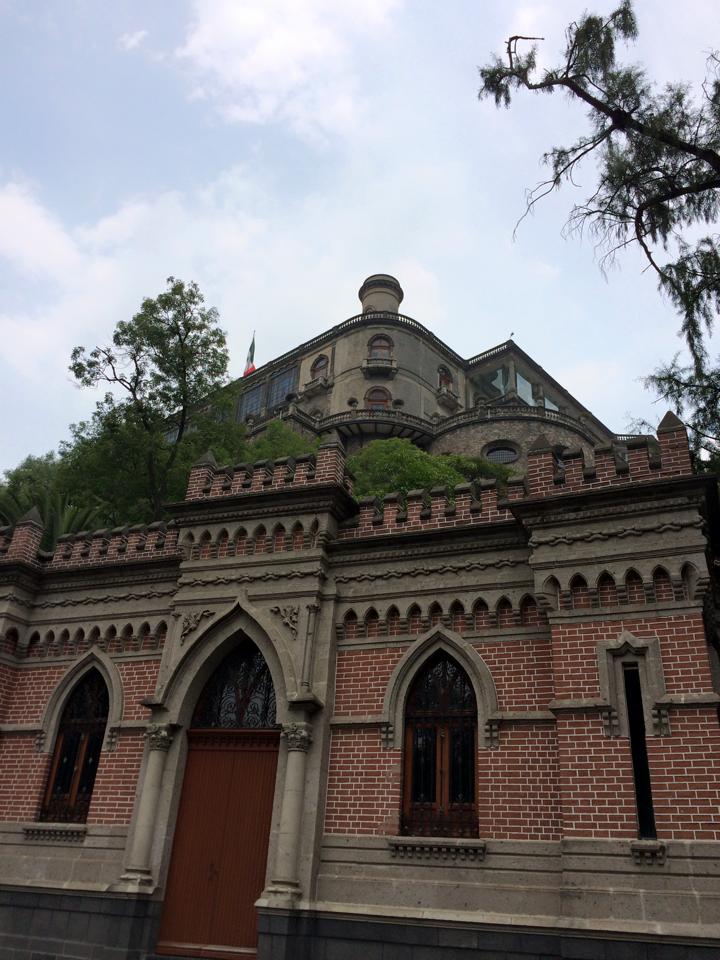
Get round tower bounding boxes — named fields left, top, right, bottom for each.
left=358, top=274, right=404, bottom=314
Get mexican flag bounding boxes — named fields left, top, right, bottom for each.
left=243, top=332, right=256, bottom=376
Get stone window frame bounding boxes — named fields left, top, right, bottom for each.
left=367, top=334, right=394, bottom=359
left=596, top=630, right=667, bottom=738
left=38, top=648, right=124, bottom=756
left=482, top=440, right=520, bottom=465
left=380, top=627, right=498, bottom=751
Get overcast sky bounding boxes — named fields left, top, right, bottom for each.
left=1, top=0, right=716, bottom=473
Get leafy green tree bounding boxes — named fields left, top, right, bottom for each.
left=643, top=361, right=720, bottom=467
left=246, top=420, right=319, bottom=463
left=0, top=456, right=104, bottom=551
left=70, top=277, right=230, bottom=519
left=348, top=438, right=510, bottom=501
left=479, top=2, right=720, bottom=380
left=479, top=0, right=720, bottom=369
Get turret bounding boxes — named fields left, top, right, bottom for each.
left=358, top=274, right=404, bottom=314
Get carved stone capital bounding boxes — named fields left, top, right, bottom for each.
left=145, top=723, right=175, bottom=752
left=281, top=721, right=313, bottom=752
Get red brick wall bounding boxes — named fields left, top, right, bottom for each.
left=480, top=724, right=560, bottom=840
left=0, top=736, right=49, bottom=820
left=325, top=728, right=401, bottom=835
left=88, top=731, right=146, bottom=825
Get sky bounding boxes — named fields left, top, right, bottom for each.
left=1, top=0, right=716, bottom=473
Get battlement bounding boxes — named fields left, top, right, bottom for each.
left=184, top=438, right=352, bottom=501
left=0, top=518, right=181, bottom=571
left=524, top=411, right=692, bottom=498
left=336, top=411, right=695, bottom=540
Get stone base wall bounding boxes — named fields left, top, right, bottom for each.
left=0, top=887, right=161, bottom=960
left=256, top=909, right=720, bottom=960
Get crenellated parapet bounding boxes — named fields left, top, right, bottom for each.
left=524, top=411, right=692, bottom=498
left=184, top=438, right=352, bottom=503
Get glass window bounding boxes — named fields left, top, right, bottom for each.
left=310, top=355, right=329, bottom=378
left=516, top=372, right=534, bottom=405
left=365, top=387, right=391, bottom=410
left=238, top=383, right=263, bottom=420
left=41, top=669, right=109, bottom=824
left=544, top=396, right=559, bottom=411
left=368, top=335, right=392, bottom=359
left=267, top=368, right=297, bottom=410
left=485, top=445, right=518, bottom=464
left=438, top=366, right=453, bottom=389
left=192, top=639, right=276, bottom=729
left=402, top=652, right=478, bottom=838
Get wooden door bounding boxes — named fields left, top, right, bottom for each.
left=157, top=729, right=280, bottom=959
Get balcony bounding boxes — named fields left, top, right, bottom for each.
left=362, top=357, right=398, bottom=379
left=301, top=375, right=333, bottom=398
left=435, top=385, right=461, bottom=413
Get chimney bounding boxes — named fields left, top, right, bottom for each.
left=358, top=274, right=404, bottom=314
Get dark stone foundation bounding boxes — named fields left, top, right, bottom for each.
left=256, top=909, right=720, bottom=960
left=0, top=887, right=161, bottom=960
left=1, top=891, right=718, bottom=960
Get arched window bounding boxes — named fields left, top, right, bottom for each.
left=519, top=596, right=542, bottom=626
left=402, top=652, right=478, bottom=838
left=368, top=335, right=392, bottom=359
left=192, top=639, right=276, bottom=729
left=41, top=669, right=109, bottom=823
left=365, top=387, right=391, bottom=410
left=438, top=366, right=453, bottom=389
left=429, top=602, right=443, bottom=627
left=310, top=354, right=329, bottom=378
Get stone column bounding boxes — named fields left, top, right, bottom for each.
left=121, top=723, right=175, bottom=885
left=264, top=720, right=313, bottom=906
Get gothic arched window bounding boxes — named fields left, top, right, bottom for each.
left=402, top=652, right=478, bottom=838
left=41, top=668, right=109, bottom=823
left=192, top=639, right=276, bottom=729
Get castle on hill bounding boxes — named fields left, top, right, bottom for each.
left=1, top=275, right=719, bottom=960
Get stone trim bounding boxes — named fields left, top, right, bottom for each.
left=22, top=823, right=87, bottom=844
left=388, top=836, right=487, bottom=862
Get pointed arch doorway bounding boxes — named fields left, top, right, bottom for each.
left=157, top=638, right=280, bottom=958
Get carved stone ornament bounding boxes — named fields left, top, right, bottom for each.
left=23, top=825, right=87, bottom=844
left=631, top=840, right=667, bottom=866
left=600, top=706, right=620, bottom=738
left=270, top=605, right=299, bottom=639
left=388, top=837, right=486, bottom=862
left=281, top=721, right=313, bottom=752
left=34, top=729, right=46, bottom=753
left=380, top=721, right=395, bottom=749
left=652, top=704, right=671, bottom=736
left=180, top=609, right=215, bottom=644
left=484, top=718, right=500, bottom=749
left=145, top=723, right=175, bottom=752
left=105, top=726, right=120, bottom=752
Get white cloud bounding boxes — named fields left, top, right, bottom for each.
left=175, top=0, right=403, bottom=138
left=119, top=29, right=148, bottom=51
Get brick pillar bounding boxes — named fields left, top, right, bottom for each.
left=185, top=451, right=217, bottom=500
left=7, top=507, right=43, bottom=563
left=526, top=435, right=555, bottom=497
left=315, top=434, right=347, bottom=486
left=657, top=410, right=692, bottom=475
